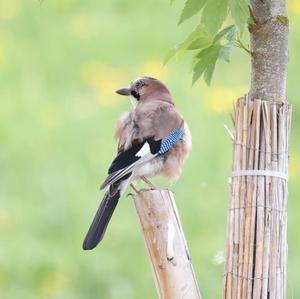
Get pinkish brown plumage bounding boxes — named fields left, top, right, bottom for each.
left=83, top=77, right=192, bottom=250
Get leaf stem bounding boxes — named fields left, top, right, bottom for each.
left=248, top=5, right=259, bottom=25
left=235, top=37, right=251, bottom=55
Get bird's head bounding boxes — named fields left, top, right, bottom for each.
left=116, top=77, right=174, bottom=107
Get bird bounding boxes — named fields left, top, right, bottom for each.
left=83, top=76, right=192, bottom=250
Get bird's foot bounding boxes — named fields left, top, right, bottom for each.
left=130, top=183, right=139, bottom=194
left=138, top=188, right=154, bottom=192
left=140, top=176, right=156, bottom=189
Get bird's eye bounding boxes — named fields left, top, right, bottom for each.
left=135, top=80, right=145, bottom=90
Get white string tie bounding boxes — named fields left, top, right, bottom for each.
left=231, top=170, right=288, bottom=181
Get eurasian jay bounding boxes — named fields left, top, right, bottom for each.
left=83, top=77, right=192, bottom=250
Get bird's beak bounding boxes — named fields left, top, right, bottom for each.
left=116, top=88, right=131, bottom=96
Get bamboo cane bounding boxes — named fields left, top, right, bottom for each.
left=223, top=97, right=291, bottom=299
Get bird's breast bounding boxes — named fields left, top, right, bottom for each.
left=133, top=157, right=164, bottom=178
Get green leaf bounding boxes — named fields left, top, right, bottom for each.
left=179, top=0, right=207, bottom=24
left=247, top=16, right=256, bottom=26
left=213, top=25, right=236, bottom=43
left=201, top=0, right=229, bottom=35
left=170, top=0, right=176, bottom=4
left=163, top=44, right=181, bottom=65
left=276, top=15, right=289, bottom=25
left=187, top=37, right=211, bottom=50
left=219, top=40, right=235, bottom=62
left=164, top=25, right=212, bottom=64
left=176, top=25, right=211, bottom=60
left=231, top=0, right=249, bottom=32
left=192, top=44, right=222, bottom=85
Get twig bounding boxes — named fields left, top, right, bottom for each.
left=235, top=37, right=251, bottom=55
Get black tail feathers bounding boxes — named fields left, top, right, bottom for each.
left=83, top=187, right=121, bottom=250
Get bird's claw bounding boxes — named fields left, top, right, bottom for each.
left=138, top=187, right=156, bottom=192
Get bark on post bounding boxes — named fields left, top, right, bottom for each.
left=133, top=189, right=201, bottom=299
left=223, top=0, right=290, bottom=298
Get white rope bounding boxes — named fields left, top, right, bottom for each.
left=231, top=170, right=288, bottom=181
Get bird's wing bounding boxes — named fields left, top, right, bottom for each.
left=114, top=111, right=132, bottom=152
left=100, top=137, right=160, bottom=190
left=100, top=127, right=184, bottom=190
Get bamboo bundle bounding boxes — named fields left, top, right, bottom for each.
left=223, top=96, right=292, bottom=299
left=134, top=189, right=201, bottom=299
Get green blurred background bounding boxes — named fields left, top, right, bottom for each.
left=0, top=0, right=300, bottom=298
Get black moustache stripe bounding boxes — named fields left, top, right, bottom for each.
left=131, top=90, right=140, bottom=101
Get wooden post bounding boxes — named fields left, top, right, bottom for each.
left=133, top=189, right=201, bottom=299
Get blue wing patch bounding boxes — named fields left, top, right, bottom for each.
left=158, top=127, right=184, bottom=155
